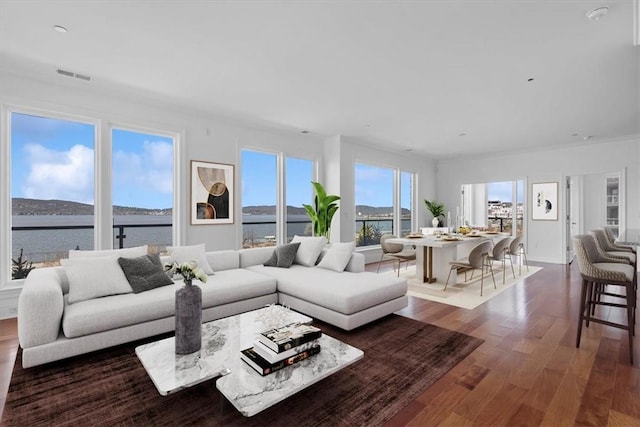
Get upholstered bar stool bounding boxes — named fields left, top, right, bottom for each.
left=604, top=226, right=636, bottom=253
left=591, top=229, right=636, bottom=268
left=573, top=235, right=635, bottom=364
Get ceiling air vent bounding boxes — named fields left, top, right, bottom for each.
left=56, top=68, right=91, bottom=81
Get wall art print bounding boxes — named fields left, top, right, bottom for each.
left=531, top=182, right=558, bottom=221
left=191, top=160, right=234, bottom=225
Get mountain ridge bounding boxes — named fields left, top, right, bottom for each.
left=12, top=198, right=409, bottom=217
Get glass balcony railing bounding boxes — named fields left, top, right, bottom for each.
left=11, top=222, right=173, bottom=275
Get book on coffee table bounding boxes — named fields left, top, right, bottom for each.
left=257, top=322, right=322, bottom=353
left=240, top=345, right=321, bottom=376
left=253, top=339, right=320, bottom=364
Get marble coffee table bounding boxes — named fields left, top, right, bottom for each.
left=135, top=305, right=363, bottom=416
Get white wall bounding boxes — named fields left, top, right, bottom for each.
left=0, top=66, right=439, bottom=315
left=436, top=139, right=640, bottom=263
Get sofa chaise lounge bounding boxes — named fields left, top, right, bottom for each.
left=18, top=243, right=408, bottom=368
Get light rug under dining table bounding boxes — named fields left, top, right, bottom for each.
left=389, top=265, right=542, bottom=310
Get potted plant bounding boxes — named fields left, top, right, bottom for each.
left=303, top=181, right=340, bottom=241
left=424, top=199, right=445, bottom=227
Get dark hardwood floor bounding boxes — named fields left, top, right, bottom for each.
left=1, top=259, right=639, bottom=425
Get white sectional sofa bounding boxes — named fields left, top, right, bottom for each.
left=18, top=245, right=408, bottom=368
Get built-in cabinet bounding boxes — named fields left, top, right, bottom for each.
left=606, top=174, right=620, bottom=236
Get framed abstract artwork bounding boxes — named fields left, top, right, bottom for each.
left=190, top=160, right=234, bottom=225
left=531, top=182, right=558, bottom=220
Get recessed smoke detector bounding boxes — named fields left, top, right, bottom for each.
left=53, top=25, right=68, bottom=33
left=300, top=130, right=309, bottom=134
left=57, top=68, right=91, bottom=81
left=586, top=6, right=609, bottom=21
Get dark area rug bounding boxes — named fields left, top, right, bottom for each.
left=2, top=314, right=482, bottom=427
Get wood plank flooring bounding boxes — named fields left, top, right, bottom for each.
left=0, top=259, right=638, bottom=426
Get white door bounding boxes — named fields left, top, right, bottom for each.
left=566, top=176, right=581, bottom=263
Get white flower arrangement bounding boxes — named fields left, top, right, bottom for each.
left=165, top=260, right=208, bottom=284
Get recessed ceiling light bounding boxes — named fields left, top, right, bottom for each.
left=53, top=25, right=68, bottom=33
left=363, top=124, right=370, bottom=128
left=458, top=133, right=467, bottom=137
left=527, top=78, right=534, bottom=82
left=586, top=6, right=609, bottom=21
left=583, top=135, right=593, bottom=141
left=571, top=133, right=579, bottom=137
left=300, top=130, right=309, bottom=134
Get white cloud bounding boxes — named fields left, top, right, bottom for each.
left=113, top=140, right=173, bottom=194
left=22, top=144, right=94, bottom=203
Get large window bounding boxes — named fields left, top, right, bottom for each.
left=462, top=180, right=524, bottom=235
left=355, top=163, right=414, bottom=247
left=241, top=150, right=277, bottom=248
left=7, top=110, right=178, bottom=282
left=112, top=128, right=174, bottom=252
left=241, top=150, right=314, bottom=248
left=285, top=157, right=314, bottom=242
left=11, top=112, right=96, bottom=277
left=400, top=171, right=412, bottom=237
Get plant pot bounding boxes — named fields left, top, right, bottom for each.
left=432, top=217, right=440, bottom=228
left=175, top=280, right=202, bottom=354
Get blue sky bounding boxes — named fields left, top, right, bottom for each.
left=241, top=151, right=313, bottom=207
left=11, top=113, right=173, bottom=209
left=487, top=181, right=525, bottom=203
left=11, top=113, right=519, bottom=211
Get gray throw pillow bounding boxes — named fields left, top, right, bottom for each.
left=263, top=242, right=301, bottom=268
left=118, top=253, right=174, bottom=293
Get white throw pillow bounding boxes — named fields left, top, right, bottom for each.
left=167, top=244, right=215, bottom=275
left=61, top=256, right=134, bottom=304
left=317, top=242, right=356, bottom=272
left=291, top=235, right=327, bottom=267
left=68, top=245, right=148, bottom=259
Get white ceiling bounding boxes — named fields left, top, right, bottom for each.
left=1, top=0, right=638, bottom=159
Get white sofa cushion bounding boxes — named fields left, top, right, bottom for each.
left=206, top=250, right=240, bottom=271
left=246, top=265, right=407, bottom=315
left=61, top=256, right=133, bottom=304
left=167, top=244, right=214, bottom=274
left=62, top=269, right=277, bottom=338
left=317, top=242, right=356, bottom=272
left=68, top=245, right=148, bottom=259
left=291, top=235, right=327, bottom=266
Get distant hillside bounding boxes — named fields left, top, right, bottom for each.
left=13, top=198, right=410, bottom=217
left=12, top=198, right=172, bottom=216
left=242, top=205, right=410, bottom=216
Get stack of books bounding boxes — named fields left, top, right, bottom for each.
left=240, top=322, right=322, bottom=376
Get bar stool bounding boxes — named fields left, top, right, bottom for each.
left=591, top=229, right=636, bottom=267
left=573, top=235, right=635, bottom=364
left=604, top=226, right=636, bottom=253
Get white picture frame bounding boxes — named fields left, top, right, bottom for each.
left=531, top=182, right=558, bottom=221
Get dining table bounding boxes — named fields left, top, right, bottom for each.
left=387, top=232, right=509, bottom=284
